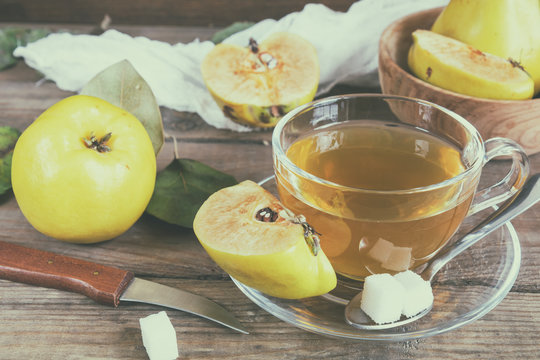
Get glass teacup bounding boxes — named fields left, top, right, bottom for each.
left=272, top=94, right=529, bottom=281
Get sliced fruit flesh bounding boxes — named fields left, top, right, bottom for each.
left=193, top=180, right=337, bottom=299
left=201, top=32, right=319, bottom=107
left=430, top=0, right=540, bottom=94
left=408, top=30, right=534, bottom=100
left=194, top=180, right=305, bottom=255
left=418, top=34, right=525, bottom=81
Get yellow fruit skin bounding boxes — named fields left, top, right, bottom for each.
left=199, top=236, right=336, bottom=299
left=432, top=0, right=540, bottom=94
left=11, top=95, right=156, bottom=243
left=408, top=30, right=534, bottom=100
left=206, top=85, right=317, bottom=128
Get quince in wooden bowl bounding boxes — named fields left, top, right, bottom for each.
left=378, top=7, right=540, bottom=155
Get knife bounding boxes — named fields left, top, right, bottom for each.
left=0, top=240, right=248, bottom=334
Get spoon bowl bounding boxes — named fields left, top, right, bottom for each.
left=345, top=173, right=540, bottom=330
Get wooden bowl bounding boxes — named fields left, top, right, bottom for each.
left=378, top=7, right=540, bottom=155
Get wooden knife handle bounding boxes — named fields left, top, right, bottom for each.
left=0, top=240, right=134, bottom=306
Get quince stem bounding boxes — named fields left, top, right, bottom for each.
left=83, top=132, right=112, bottom=153
left=293, top=215, right=321, bottom=257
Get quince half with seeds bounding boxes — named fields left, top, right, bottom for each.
left=201, top=32, right=319, bottom=128
left=431, top=0, right=540, bottom=95
left=408, top=29, right=534, bottom=100
left=193, top=180, right=336, bottom=299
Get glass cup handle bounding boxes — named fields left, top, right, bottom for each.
left=468, top=137, right=530, bottom=216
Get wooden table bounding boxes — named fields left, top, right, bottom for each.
left=1, top=23, right=539, bottom=360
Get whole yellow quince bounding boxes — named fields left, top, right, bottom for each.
left=11, top=95, right=156, bottom=243
left=432, top=0, right=540, bottom=95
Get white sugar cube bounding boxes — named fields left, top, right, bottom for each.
left=139, top=311, right=179, bottom=360
left=360, top=273, right=405, bottom=324
left=394, top=270, right=434, bottom=317
left=359, top=270, right=435, bottom=324
left=367, top=238, right=393, bottom=263
left=382, top=246, right=412, bottom=272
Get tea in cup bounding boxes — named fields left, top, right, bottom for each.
left=272, top=94, right=529, bottom=280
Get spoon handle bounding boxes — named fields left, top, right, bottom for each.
left=422, top=173, right=540, bottom=281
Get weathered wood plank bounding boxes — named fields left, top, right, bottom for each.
left=0, top=0, right=357, bottom=26
left=0, top=278, right=539, bottom=359
left=1, top=20, right=540, bottom=360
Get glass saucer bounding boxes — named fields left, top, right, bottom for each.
left=230, top=175, right=522, bottom=341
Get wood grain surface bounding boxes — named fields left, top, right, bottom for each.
left=0, top=23, right=539, bottom=360
left=0, top=0, right=357, bottom=26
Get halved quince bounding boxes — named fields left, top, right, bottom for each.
left=193, top=180, right=336, bottom=299
left=408, top=30, right=534, bottom=100
left=431, top=0, right=540, bottom=95
left=201, top=32, right=319, bottom=128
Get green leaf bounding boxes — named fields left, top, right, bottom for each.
left=146, top=158, right=238, bottom=228
left=81, top=59, right=164, bottom=155
left=0, top=126, right=21, bottom=196
left=0, top=27, right=49, bottom=70
left=211, top=22, right=255, bottom=44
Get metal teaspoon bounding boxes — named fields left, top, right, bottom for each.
left=345, top=173, right=540, bottom=330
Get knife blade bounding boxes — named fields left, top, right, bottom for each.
left=0, top=240, right=248, bottom=334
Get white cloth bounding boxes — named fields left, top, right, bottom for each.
left=14, top=0, right=448, bottom=131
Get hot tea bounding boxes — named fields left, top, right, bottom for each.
left=276, top=121, right=473, bottom=279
